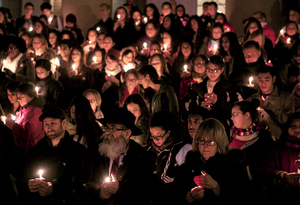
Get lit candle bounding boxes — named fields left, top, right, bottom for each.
left=55, top=58, right=60, bottom=67
left=37, top=169, right=45, bottom=180
left=143, top=42, right=147, bottom=49
left=183, top=64, right=188, bottom=72
left=1, top=116, right=6, bottom=124
left=135, top=21, right=139, bottom=26
left=96, top=27, right=101, bottom=32
left=163, top=44, right=167, bottom=51
left=29, top=26, right=33, bottom=32
left=108, top=74, right=111, bottom=77
left=286, top=37, right=291, bottom=44
left=88, top=41, right=92, bottom=44
left=248, top=76, right=254, bottom=87
left=280, top=29, right=284, bottom=35
left=93, top=56, right=97, bottom=63
left=35, top=86, right=39, bottom=95
left=143, top=17, right=148, bottom=23
left=117, top=14, right=121, bottom=20
left=104, top=174, right=115, bottom=182
left=11, top=115, right=16, bottom=121
left=48, top=17, right=52, bottom=24
left=213, top=44, right=218, bottom=54
left=72, top=64, right=76, bottom=71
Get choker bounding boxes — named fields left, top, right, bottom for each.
left=233, top=121, right=266, bottom=136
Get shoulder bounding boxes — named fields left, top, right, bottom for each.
left=175, top=143, right=192, bottom=166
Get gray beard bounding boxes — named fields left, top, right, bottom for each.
left=98, top=133, right=128, bottom=159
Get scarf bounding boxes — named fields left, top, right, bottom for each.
left=285, top=136, right=300, bottom=151
left=2, top=53, right=23, bottom=73
left=105, top=64, right=122, bottom=76
left=232, top=121, right=266, bottom=136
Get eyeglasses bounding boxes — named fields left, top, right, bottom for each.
left=150, top=131, right=168, bottom=141
left=206, top=69, right=221, bottom=73
left=104, top=126, right=128, bottom=133
left=8, top=47, right=17, bottom=51
left=231, top=112, right=241, bottom=117
left=196, top=139, right=216, bottom=146
left=289, top=125, right=300, bottom=130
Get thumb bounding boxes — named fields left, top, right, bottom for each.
left=201, top=170, right=207, bottom=176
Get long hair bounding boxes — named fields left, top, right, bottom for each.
left=67, top=45, right=85, bottom=71
left=119, top=69, right=140, bottom=105
left=114, top=6, right=130, bottom=24
left=219, top=32, right=240, bottom=58
left=123, top=94, right=150, bottom=122
left=138, top=65, right=163, bottom=84
left=144, top=3, right=160, bottom=22
left=149, top=53, right=170, bottom=75
left=67, top=96, right=102, bottom=150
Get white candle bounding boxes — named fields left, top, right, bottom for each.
left=1, top=116, right=6, bottom=124
left=55, top=58, right=60, bottom=67
left=183, top=64, right=188, bottom=72
left=96, top=27, right=101, bottom=32
left=143, top=42, right=147, bottom=49
left=213, top=44, right=218, bottom=53
left=93, top=56, right=97, bottom=63
left=117, top=14, right=121, bottom=19
left=143, top=17, right=148, bottom=23
left=163, top=44, right=167, bottom=51
left=37, top=169, right=45, bottom=180
left=29, top=26, right=33, bottom=32
left=88, top=41, right=92, bottom=44
left=248, top=76, right=254, bottom=87
left=287, top=37, right=291, bottom=44
left=35, top=86, right=39, bottom=94
left=48, top=17, right=52, bottom=24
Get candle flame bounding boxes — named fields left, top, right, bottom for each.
left=1, top=116, right=6, bottom=124
left=96, top=27, right=101, bottom=32
left=35, top=86, right=39, bottom=93
left=143, top=42, right=147, bottom=49
left=48, top=17, right=52, bottom=23
left=11, top=115, right=16, bottom=121
left=249, top=76, right=253, bottom=84
left=183, top=64, right=188, bottom=71
left=117, top=14, right=121, bottom=19
left=72, top=64, right=76, bottom=71
left=163, top=44, right=167, bottom=51
left=93, top=56, right=97, bottom=63
left=287, top=37, right=291, bottom=44
left=29, top=26, right=33, bottom=32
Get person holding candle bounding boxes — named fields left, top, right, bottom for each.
left=35, top=59, right=65, bottom=109
left=205, top=22, right=223, bottom=57
left=172, top=118, right=231, bottom=205
left=161, top=30, right=180, bottom=66
left=191, top=55, right=243, bottom=137
left=0, top=7, right=16, bottom=35
left=143, top=3, right=160, bottom=23
left=76, top=107, right=151, bottom=205
left=3, top=81, right=21, bottom=119
left=113, top=6, right=136, bottom=50
left=94, top=48, right=122, bottom=117
left=30, top=33, right=55, bottom=61
left=15, top=2, right=38, bottom=35
left=179, top=55, right=208, bottom=115
left=247, top=65, right=295, bottom=140
left=64, top=46, right=94, bottom=106
left=82, top=28, right=98, bottom=56
left=86, top=47, right=106, bottom=72
left=18, top=106, right=87, bottom=204
left=1, top=36, right=36, bottom=83
left=119, top=48, right=136, bottom=72
left=230, top=40, right=265, bottom=99
left=5, top=83, right=44, bottom=160
left=40, top=2, right=62, bottom=31
left=48, top=29, right=60, bottom=56
left=259, top=112, right=300, bottom=205
left=136, top=19, right=161, bottom=57
left=92, top=3, right=114, bottom=36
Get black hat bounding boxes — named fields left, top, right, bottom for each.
left=39, top=107, right=67, bottom=121
left=98, top=108, right=143, bottom=135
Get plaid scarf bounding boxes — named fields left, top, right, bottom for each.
left=232, top=121, right=266, bottom=136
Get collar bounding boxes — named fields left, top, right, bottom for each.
left=105, top=64, right=122, bottom=76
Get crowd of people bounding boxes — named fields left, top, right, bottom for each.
left=0, top=0, right=299, bottom=204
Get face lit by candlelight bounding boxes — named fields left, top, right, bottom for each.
left=243, top=47, right=261, bottom=64
left=117, top=8, right=126, bottom=21
left=286, top=23, right=298, bottom=36
left=150, top=126, right=170, bottom=147
left=231, top=106, right=252, bottom=129
left=103, top=36, right=115, bottom=53
left=257, top=71, right=275, bottom=95
left=181, top=42, right=192, bottom=58
left=7, top=89, right=18, bottom=104
left=36, top=66, right=50, bottom=79
left=206, top=62, right=223, bottom=82
left=71, top=49, right=82, bottom=63
left=146, top=23, right=157, bottom=38
left=17, top=92, right=33, bottom=107
left=127, top=102, right=141, bottom=124
left=198, top=136, right=217, bottom=161
left=43, top=117, right=67, bottom=140
left=150, top=44, right=161, bottom=56
left=122, top=52, right=133, bottom=65
left=94, top=50, right=103, bottom=64
left=193, top=57, right=206, bottom=75
left=188, top=114, right=203, bottom=139
left=88, top=30, right=97, bottom=44
left=105, top=56, right=119, bottom=71
left=212, top=27, right=222, bottom=40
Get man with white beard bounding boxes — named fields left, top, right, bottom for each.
left=76, top=108, right=152, bottom=205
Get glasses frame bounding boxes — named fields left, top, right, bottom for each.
left=196, top=139, right=217, bottom=146
left=150, top=130, right=168, bottom=141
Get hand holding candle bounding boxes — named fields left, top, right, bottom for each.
left=93, top=56, right=97, bottom=64
left=1, top=116, right=6, bottom=124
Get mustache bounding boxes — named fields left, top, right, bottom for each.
left=98, top=133, right=127, bottom=159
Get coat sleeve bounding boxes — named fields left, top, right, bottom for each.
left=166, top=85, right=180, bottom=115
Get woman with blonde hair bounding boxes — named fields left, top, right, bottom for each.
left=29, top=33, right=55, bottom=61
left=174, top=118, right=230, bottom=204
left=83, top=89, right=104, bottom=120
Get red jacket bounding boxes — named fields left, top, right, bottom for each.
left=263, top=24, right=276, bottom=47
left=6, top=97, right=44, bottom=157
